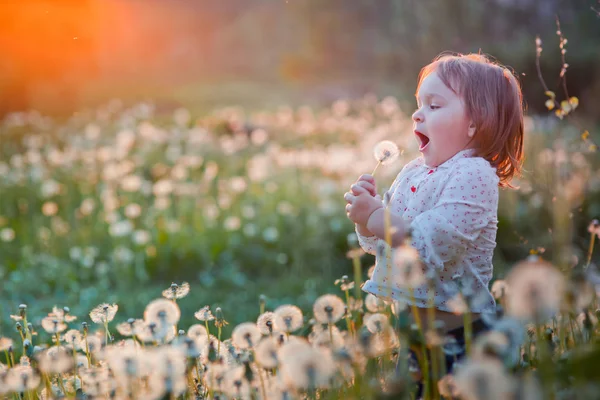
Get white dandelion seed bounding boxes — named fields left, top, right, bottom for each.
left=372, top=140, right=400, bottom=176
left=254, top=337, right=281, bottom=369
left=278, top=341, right=336, bottom=389
left=313, top=294, right=345, bottom=324
left=273, top=305, right=304, bottom=333
left=161, top=282, right=190, bottom=300
left=187, top=324, right=208, bottom=339
left=454, top=358, right=514, bottom=400
left=256, top=312, right=284, bottom=335
left=62, top=329, right=83, bottom=350
left=505, top=258, right=565, bottom=321
left=365, top=293, right=387, bottom=313
left=364, top=313, right=390, bottom=334
left=5, top=365, right=41, bottom=392
left=231, top=322, right=262, bottom=349
left=144, top=298, right=181, bottom=326
left=194, top=306, right=215, bottom=322
left=89, top=303, right=118, bottom=324
left=41, top=317, right=67, bottom=334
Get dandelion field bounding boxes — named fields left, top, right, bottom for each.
left=1, top=93, right=600, bottom=399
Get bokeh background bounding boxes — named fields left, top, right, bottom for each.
left=1, top=0, right=599, bottom=337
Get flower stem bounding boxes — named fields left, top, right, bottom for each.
left=463, top=311, right=472, bottom=357
left=586, top=232, right=596, bottom=269
left=371, top=161, right=381, bottom=177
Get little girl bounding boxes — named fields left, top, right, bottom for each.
left=344, top=52, right=524, bottom=344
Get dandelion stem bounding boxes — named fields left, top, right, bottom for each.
left=204, top=320, right=210, bottom=337
left=4, top=349, right=11, bottom=368
left=371, top=161, right=381, bottom=177
left=217, top=326, right=222, bottom=356
left=463, top=310, right=472, bottom=357
left=585, top=232, right=595, bottom=269
left=351, top=255, right=362, bottom=304
left=343, top=289, right=354, bottom=336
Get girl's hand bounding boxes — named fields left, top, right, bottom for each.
left=344, top=185, right=383, bottom=226
left=352, top=174, right=377, bottom=197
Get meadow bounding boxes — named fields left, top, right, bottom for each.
left=0, top=91, right=599, bottom=399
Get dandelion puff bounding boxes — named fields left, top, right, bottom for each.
left=308, top=325, right=344, bottom=349
left=6, top=365, right=41, bottom=392
left=273, top=305, right=304, bottom=333
left=85, top=334, right=105, bottom=355
left=89, top=303, right=118, bottom=324
left=256, top=312, right=284, bottom=335
left=49, top=306, right=77, bottom=323
left=365, top=293, right=387, bottom=313
left=231, top=322, right=262, bottom=349
left=254, top=337, right=281, bottom=368
left=454, top=358, right=513, bottom=400
left=187, top=324, right=208, bottom=339
left=372, top=140, right=400, bottom=176
left=36, top=346, right=74, bottom=374
left=364, top=313, right=390, bottom=334
left=62, top=329, right=83, bottom=350
left=0, top=337, right=13, bottom=351
left=162, top=282, right=190, bottom=300
left=194, top=306, right=215, bottom=321
left=144, top=298, right=181, bottom=326
left=505, top=257, right=565, bottom=321
left=41, top=317, right=67, bottom=334
left=116, top=318, right=144, bottom=336
left=313, top=294, right=345, bottom=324
left=221, top=365, right=252, bottom=398
left=278, top=340, right=336, bottom=390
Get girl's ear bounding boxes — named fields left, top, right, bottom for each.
left=467, top=121, right=476, bottom=138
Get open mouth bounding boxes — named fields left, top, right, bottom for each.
left=415, top=131, right=430, bottom=151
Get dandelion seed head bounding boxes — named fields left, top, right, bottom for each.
left=0, top=337, right=13, bottom=351
left=365, top=293, right=387, bottom=313
left=187, top=324, right=208, bottom=339
left=254, top=337, right=281, bottom=369
left=144, top=298, right=181, bottom=326
left=373, top=140, right=400, bottom=165
left=41, top=317, right=67, bottom=334
left=231, top=322, right=262, bottom=349
left=256, top=312, right=284, bottom=335
left=454, top=358, right=513, bottom=400
left=313, top=294, right=345, bottom=324
left=273, top=305, right=304, bottom=333
left=194, top=306, right=215, bottom=322
left=89, top=303, right=118, bottom=324
left=5, top=365, right=41, bottom=392
left=36, top=346, right=74, bottom=374
left=278, top=341, right=336, bottom=389
left=308, top=325, right=344, bottom=349
left=505, top=258, right=565, bottom=321
left=364, top=313, right=390, bottom=334
left=62, top=329, right=83, bottom=349
left=161, top=282, right=190, bottom=300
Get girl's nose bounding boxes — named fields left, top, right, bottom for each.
left=412, top=108, right=423, bottom=123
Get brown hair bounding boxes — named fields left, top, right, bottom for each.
left=415, top=52, right=524, bottom=188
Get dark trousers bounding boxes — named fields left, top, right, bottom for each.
left=409, top=318, right=491, bottom=398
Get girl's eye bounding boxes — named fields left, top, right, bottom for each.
left=429, top=105, right=440, bottom=110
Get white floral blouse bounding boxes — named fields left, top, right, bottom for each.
left=358, top=149, right=498, bottom=313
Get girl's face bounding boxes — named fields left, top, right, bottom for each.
left=412, top=71, right=475, bottom=167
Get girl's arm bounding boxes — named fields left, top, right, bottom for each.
left=365, top=207, right=407, bottom=248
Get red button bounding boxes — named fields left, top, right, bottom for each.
left=428, top=169, right=434, bottom=174
left=411, top=186, right=416, bottom=193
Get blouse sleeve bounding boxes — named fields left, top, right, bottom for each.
left=355, top=226, right=379, bottom=255
left=409, top=166, right=498, bottom=278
